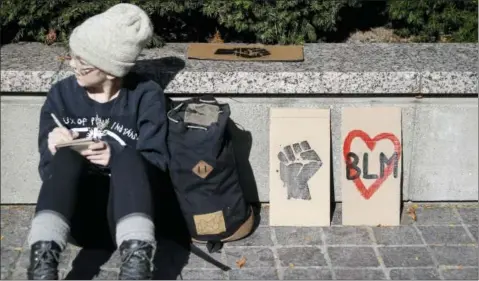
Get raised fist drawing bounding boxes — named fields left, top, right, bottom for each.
left=278, top=141, right=322, bottom=200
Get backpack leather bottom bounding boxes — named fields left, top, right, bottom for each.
left=192, top=206, right=255, bottom=244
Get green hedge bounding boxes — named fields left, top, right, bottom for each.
left=387, top=0, right=478, bottom=42
left=0, top=0, right=201, bottom=47
left=202, top=0, right=359, bottom=44
left=1, top=0, right=477, bottom=46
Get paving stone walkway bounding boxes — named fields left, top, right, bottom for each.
left=1, top=203, right=478, bottom=280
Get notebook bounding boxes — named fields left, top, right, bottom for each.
left=55, top=138, right=96, bottom=152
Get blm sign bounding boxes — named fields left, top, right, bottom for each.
left=341, top=107, right=402, bottom=226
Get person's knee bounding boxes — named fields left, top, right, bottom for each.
left=53, top=147, right=83, bottom=163
left=110, top=147, right=143, bottom=172
left=51, top=147, right=86, bottom=172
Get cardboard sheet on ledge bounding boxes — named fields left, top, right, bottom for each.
left=187, top=43, right=304, bottom=62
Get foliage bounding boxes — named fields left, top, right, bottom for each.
left=387, top=0, right=478, bottom=42
left=0, top=0, right=356, bottom=46
left=1, top=0, right=477, bottom=46
left=201, top=0, right=357, bottom=44
left=0, top=0, right=201, bottom=47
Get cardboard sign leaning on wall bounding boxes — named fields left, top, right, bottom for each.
left=269, top=108, right=331, bottom=227
left=341, top=107, right=402, bottom=226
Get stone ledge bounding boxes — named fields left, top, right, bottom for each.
left=1, top=43, right=477, bottom=94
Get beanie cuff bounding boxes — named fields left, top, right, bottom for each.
left=69, top=32, right=135, bottom=78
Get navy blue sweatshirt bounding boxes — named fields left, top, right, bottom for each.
left=38, top=73, right=169, bottom=182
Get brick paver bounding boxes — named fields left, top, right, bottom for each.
left=1, top=203, right=478, bottom=280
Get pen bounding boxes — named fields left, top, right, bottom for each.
left=51, top=113, right=86, bottom=143
left=50, top=113, right=64, bottom=128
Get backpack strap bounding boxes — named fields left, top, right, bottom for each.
left=190, top=243, right=230, bottom=271
left=206, top=241, right=224, bottom=254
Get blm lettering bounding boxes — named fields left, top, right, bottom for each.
left=346, top=152, right=399, bottom=180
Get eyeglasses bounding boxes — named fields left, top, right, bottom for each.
left=66, top=54, right=97, bottom=76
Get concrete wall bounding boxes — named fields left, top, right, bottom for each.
left=2, top=95, right=477, bottom=203
left=1, top=43, right=477, bottom=203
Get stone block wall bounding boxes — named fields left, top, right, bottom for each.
left=1, top=43, right=477, bottom=203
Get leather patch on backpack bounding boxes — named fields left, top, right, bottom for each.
left=193, top=210, right=227, bottom=235
left=192, top=160, right=213, bottom=179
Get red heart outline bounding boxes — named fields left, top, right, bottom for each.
left=343, top=130, right=401, bottom=200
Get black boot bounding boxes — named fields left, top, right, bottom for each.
left=27, top=241, right=61, bottom=280
left=118, top=240, right=155, bottom=280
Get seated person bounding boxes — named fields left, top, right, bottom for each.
left=26, top=3, right=168, bottom=280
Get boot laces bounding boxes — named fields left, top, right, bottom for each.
left=120, top=241, right=155, bottom=278
left=32, top=243, right=60, bottom=276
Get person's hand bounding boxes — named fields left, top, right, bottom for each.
left=48, top=128, right=79, bottom=155
left=81, top=141, right=111, bottom=166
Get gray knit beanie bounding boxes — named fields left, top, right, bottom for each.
left=69, top=3, right=153, bottom=77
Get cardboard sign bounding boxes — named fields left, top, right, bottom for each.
left=187, top=43, right=304, bottom=61
left=341, top=107, right=402, bottom=226
left=269, top=108, right=331, bottom=226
